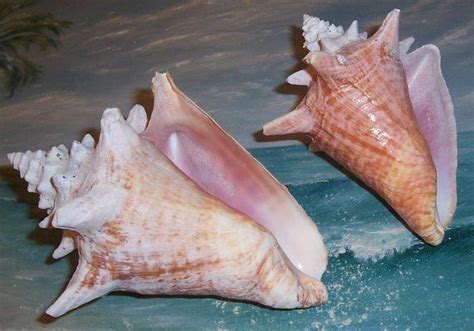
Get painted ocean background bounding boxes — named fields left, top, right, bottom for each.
left=0, top=131, right=472, bottom=330
left=0, top=0, right=472, bottom=329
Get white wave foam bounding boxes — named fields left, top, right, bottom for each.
left=323, top=224, right=419, bottom=262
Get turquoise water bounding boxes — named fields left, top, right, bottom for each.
left=0, top=132, right=472, bottom=330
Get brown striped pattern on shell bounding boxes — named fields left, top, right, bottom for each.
left=303, top=12, right=441, bottom=244
left=263, top=10, right=444, bottom=245
left=42, top=107, right=327, bottom=317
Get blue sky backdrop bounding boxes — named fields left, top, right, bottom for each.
left=0, top=0, right=472, bottom=162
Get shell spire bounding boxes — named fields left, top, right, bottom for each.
left=8, top=134, right=95, bottom=258
left=263, top=9, right=457, bottom=245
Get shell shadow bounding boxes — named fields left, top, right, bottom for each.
left=273, top=25, right=318, bottom=103
left=80, top=127, right=101, bottom=143
left=0, top=164, right=80, bottom=257
left=274, top=25, right=308, bottom=106
left=133, top=88, right=155, bottom=118
left=109, top=292, right=292, bottom=312
left=366, top=24, right=381, bottom=38
left=0, top=165, right=79, bottom=323
left=0, top=165, right=44, bottom=220
left=39, top=291, right=294, bottom=322
left=254, top=25, right=313, bottom=146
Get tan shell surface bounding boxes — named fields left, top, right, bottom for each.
left=42, top=108, right=326, bottom=317
left=264, top=10, right=444, bottom=245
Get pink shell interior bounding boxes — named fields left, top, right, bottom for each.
left=142, top=73, right=327, bottom=280
left=401, top=44, right=457, bottom=227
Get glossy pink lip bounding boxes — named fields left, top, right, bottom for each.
left=143, top=72, right=328, bottom=280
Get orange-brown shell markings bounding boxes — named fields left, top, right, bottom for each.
left=307, top=14, right=440, bottom=244
left=307, top=35, right=440, bottom=243
left=44, top=109, right=327, bottom=317
left=99, top=137, right=326, bottom=305
left=306, top=64, right=439, bottom=243
left=264, top=10, right=442, bottom=245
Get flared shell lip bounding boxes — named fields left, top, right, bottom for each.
left=143, top=72, right=328, bottom=281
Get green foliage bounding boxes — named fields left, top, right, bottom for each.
left=0, top=1, right=71, bottom=97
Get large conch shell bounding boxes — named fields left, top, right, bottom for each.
left=8, top=73, right=327, bottom=317
left=263, top=9, right=457, bottom=245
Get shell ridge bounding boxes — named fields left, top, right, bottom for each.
left=45, top=258, right=113, bottom=317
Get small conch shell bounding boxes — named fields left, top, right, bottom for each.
left=263, top=9, right=457, bottom=245
left=8, top=73, right=328, bottom=317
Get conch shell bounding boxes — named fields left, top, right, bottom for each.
left=263, top=9, right=457, bottom=245
left=8, top=73, right=327, bottom=317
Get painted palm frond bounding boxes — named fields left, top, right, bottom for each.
left=0, top=1, right=71, bottom=97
